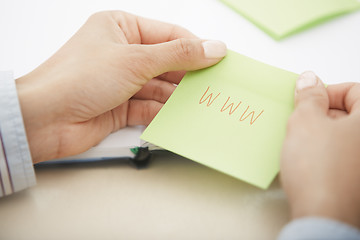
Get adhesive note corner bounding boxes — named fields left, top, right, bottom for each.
left=220, top=0, right=360, bottom=40
left=141, top=50, right=298, bottom=189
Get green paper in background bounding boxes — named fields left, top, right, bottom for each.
left=141, top=50, right=298, bottom=189
left=220, top=0, right=360, bottom=40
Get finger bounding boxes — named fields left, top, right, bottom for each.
left=62, top=99, right=162, bottom=156
left=136, top=16, right=198, bottom=43
left=295, top=71, right=329, bottom=116
left=328, top=109, right=348, bottom=119
left=137, top=39, right=227, bottom=79
left=110, top=11, right=198, bottom=44
left=327, top=83, right=360, bottom=114
left=132, top=78, right=176, bottom=103
left=127, top=99, right=163, bottom=126
left=157, top=71, right=186, bottom=84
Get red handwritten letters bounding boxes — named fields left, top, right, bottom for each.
left=199, top=86, right=264, bottom=126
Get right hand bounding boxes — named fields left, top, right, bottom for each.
left=281, top=71, right=360, bottom=228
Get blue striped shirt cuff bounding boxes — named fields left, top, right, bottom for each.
left=0, top=71, right=36, bottom=197
left=278, top=217, right=360, bottom=240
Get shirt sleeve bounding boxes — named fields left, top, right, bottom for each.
left=278, top=217, right=360, bottom=240
left=0, top=71, right=36, bottom=197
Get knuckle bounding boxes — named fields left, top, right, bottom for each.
left=297, top=88, right=327, bottom=103
left=141, top=101, right=161, bottom=125
left=169, top=24, right=189, bottom=39
left=296, top=90, right=328, bottom=110
left=123, top=46, right=156, bottom=81
left=88, top=10, right=127, bottom=23
left=175, top=38, right=196, bottom=60
left=310, top=91, right=327, bottom=103
left=89, top=11, right=110, bottom=20
left=152, top=83, right=165, bottom=102
left=141, top=102, right=152, bottom=124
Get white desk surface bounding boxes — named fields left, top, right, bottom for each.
left=0, top=0, right=359, bottom=239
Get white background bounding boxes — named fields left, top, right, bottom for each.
left=1, top=0, right=360, bottom=83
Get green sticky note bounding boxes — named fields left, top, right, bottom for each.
left=141, top=50, right=298, bottom=189
left=220, top=0, right=360, bottom=40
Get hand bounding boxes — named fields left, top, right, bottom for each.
left=281, top=71, right=360, bottom=228
left=16, top=11, right=227, bottom=163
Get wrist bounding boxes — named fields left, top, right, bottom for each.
left=16, top=73, right=60, bottom=163
left=290, top=191, right=360, bottom=229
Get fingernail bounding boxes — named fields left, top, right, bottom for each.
left=296, top=71, right=318, bottom=91
left=202, top=40, right=227, bottom=58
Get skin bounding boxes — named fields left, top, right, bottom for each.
left=15, top=11, right=226, bottom=163
left=281, top=71, right=360, bottom=228
left=13, top=10, right=360, bottom=231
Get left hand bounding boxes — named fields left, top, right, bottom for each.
left=16, top=11, right=227, bottom=163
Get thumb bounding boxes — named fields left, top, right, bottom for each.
left=141, top=39, right=227, bottom=77
left=295, top=71, right=329, bottom=115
